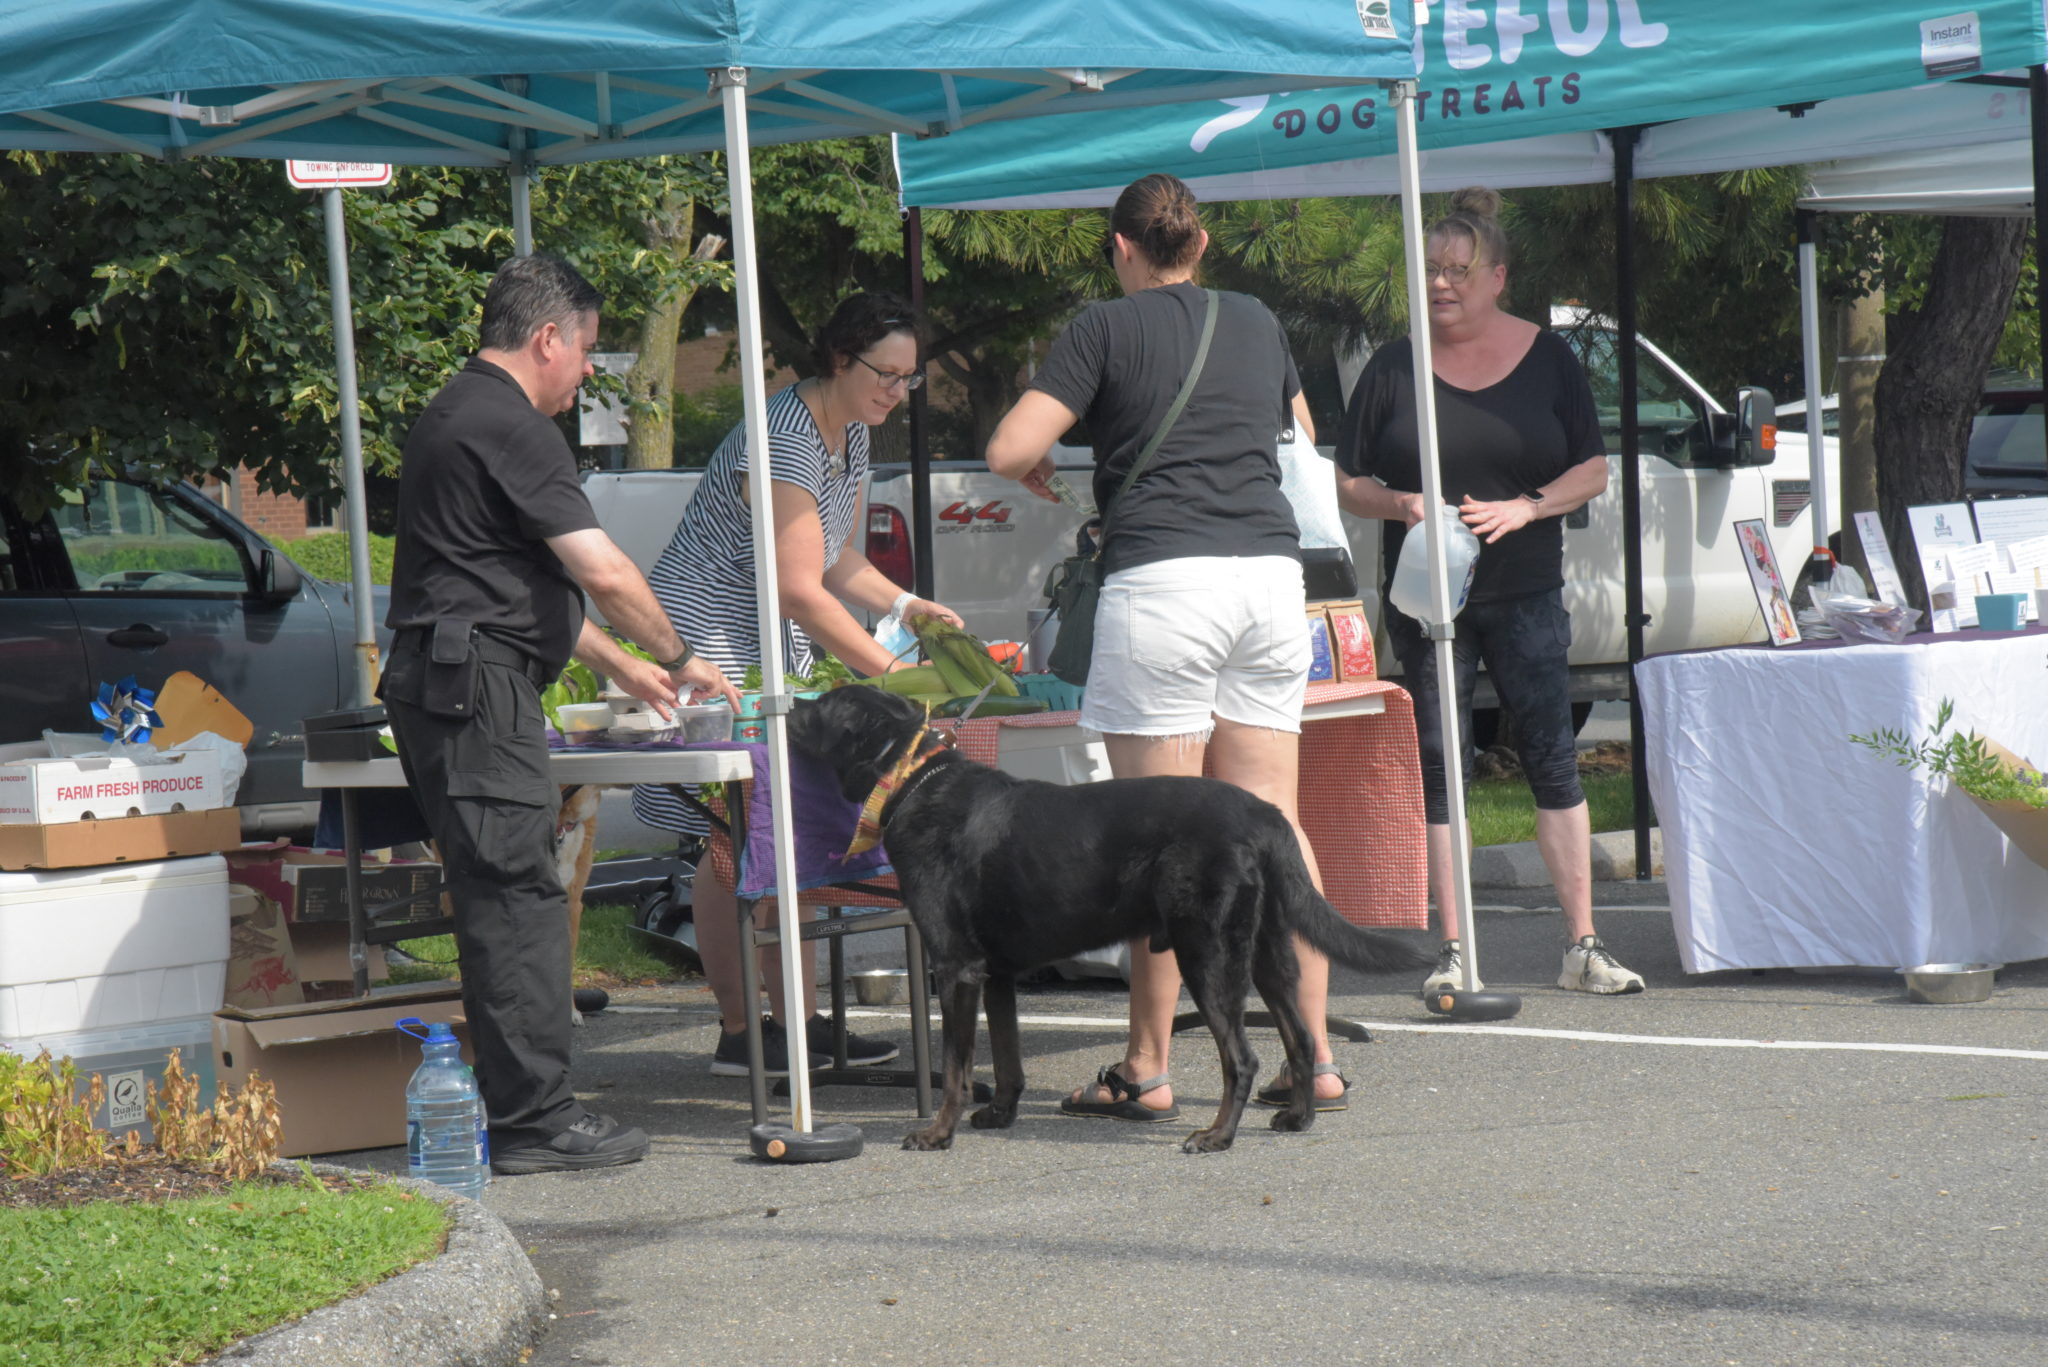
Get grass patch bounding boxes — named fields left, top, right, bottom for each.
left=390, top=902, right=680, bottom=989
left=0, top=1172, right=446, bottom=1367
left=1467, top=770, right=1647, bottom=848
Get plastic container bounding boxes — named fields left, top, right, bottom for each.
left=399, top=1017, right=488, bottom=1201
left=1388, top=504, right=1480, bottom=625
left=1975, top=592, right=2027, bottom=632
left=553, top=702, right=616, bottom=745
left=671, top=701, right=733, bottom=745
left=1, top=1013, right=215, bottom=1145
left=1016, top=673, right=1085, bottom=713
left=0, top=854, right=229, bottom=1037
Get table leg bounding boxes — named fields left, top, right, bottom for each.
left=343, top=787, right=370, bottom=999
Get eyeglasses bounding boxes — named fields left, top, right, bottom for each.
left=854, top=354, right=924, bottom=391
left=1425, top=260, right=1487, bottom=284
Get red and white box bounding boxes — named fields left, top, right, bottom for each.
left=0, top=750, right=226, bottom=825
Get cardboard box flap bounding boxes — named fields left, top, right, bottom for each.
left=1963, top=735, right=2048, bottom=873
left=217, top=983, right=463, bottom=1039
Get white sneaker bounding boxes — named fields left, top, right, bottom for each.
left=1559, top=935, right=1645, bottom=995
left=1421, top=940, right=1482, bottom=996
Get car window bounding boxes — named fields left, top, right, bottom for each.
left=1970, top=397, right=2046, bottom=472
left=1565, top=326, right=1707, bottom=462
left=53, top=481, right=250, bottom=593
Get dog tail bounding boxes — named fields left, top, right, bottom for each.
left=1268, top=833, right=1433, bottom=976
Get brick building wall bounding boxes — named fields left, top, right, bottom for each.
left=199, top=468, right=330, bottom=539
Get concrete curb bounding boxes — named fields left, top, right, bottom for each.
left=1470, top=828, right=1664, bottom=889
left=200, top=1165, right=545, bottom=1367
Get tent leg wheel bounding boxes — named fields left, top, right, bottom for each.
left=749, top=1122, right=865, bottom=1163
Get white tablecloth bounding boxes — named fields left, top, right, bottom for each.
left=1636, top=627, right=2048, bottom=973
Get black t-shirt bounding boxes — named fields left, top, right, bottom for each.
left=386, top=357, right=599, bottom=673
left=1335, top=330, right=1601, bottom=604
left=1029, top=282, right=1302, bottom=575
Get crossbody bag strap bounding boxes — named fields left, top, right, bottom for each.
left=1098, top=287, right=1220, bottom=541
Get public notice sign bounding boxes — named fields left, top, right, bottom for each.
left=285, top=161, right=393, bottom=190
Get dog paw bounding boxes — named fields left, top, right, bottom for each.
left=1269, top=1109, right=1313, bottom=1133
left=1180, top=1128, right=1236, bottom=1154
left=969, top=1106, right=1017, bottom=1130
left=901, top=1128, right=955, bottom=1151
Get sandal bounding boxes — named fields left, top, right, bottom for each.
left=1251, top=1061, right=1349, bottom=1112
left=1059, top=1062, right=1180, bottom=1122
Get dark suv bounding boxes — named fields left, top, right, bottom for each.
left=1, top=477, right=388, bottom=834
left=1968, top=381, right=2047, bottom=499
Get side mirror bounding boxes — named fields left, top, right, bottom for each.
left=256, top=548, right=303, bottom=603
left=1695, top=386, right=1778, bottom=468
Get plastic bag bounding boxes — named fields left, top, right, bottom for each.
left=1276, top=430, right=1347, bottom=550
left=165, top=730, right=249, bottom=806
left=1814, top=593, right=1921, bottom=645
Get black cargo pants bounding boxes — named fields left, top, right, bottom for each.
left=381, top=640, right=577, bottom=1151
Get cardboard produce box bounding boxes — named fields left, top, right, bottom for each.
left=0, top=747, right=226, bottom=825
left=0, top=807, right=241, bottom=872
left=212, top=985, right=471, bottom=1156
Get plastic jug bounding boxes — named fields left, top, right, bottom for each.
left=398, top=1018, right=488, bottom=1201
left=1388, top=503, right=1480, bottom=625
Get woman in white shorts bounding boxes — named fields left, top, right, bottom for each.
left=984, top=172, right=1348, bottom=1120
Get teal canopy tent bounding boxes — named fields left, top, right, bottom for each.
left=900, top=1, right=2048, bottom=905
left=0, top=0, right=1419, bottom=1143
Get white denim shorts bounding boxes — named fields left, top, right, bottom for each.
left=1078, top=555, right=1310, bottom=738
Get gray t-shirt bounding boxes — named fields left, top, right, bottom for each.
left=1029, top=282, right=1302, bottom=575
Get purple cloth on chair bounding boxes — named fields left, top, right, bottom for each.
left=547, top=736, right=891, bottom=899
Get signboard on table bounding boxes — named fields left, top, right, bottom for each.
left=285, top=161, right=392, bottom=189
left=1853, top=510, right=1909, bottom=609
left=1907, top=502, right=1979, bottom=631
left=1733, top=518, right=1799, bottom=646
left=1974, top=498, right=2048, bottom=616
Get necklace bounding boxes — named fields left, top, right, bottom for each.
left=801, top=378, right=849, bottom=478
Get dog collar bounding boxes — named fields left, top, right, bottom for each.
left=844, top=722, right=950, bottom=857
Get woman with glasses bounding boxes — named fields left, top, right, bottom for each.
left=1335, top=185, right=1645, bottom=999
left=633, top=290, right=963, bottom=1078
left=987, top=172, right=1352, bottom=1121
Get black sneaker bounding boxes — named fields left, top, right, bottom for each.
left=805, top=1015, right=901, bottom=1067
left=709, top=1017, right=829, bottom=1078
left=490, top=1111, right=649, bottom=1175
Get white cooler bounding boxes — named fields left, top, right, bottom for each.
left=0, top=853, right=231, bottom=1038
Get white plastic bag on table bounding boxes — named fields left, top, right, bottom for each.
left=165, top=730, right=249, bottom=805
left=1814, top=592, right=1921, bottom=645
left=1795, top=563, right=1869, bottom=639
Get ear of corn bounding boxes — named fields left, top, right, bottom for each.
left=912, top=615, right=1021, bottom=698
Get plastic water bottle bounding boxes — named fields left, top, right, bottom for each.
left=399, top=1018, right=488, bottom=1201
left=1388, top=503, right=1481, bottom=625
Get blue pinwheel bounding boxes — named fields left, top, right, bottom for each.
left=90, top=676, right=164, bottom=746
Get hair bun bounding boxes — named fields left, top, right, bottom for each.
left=1449, top=185, right=1502, bottom=220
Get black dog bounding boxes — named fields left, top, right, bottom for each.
left=788, top=686, right=1429, bottom=1154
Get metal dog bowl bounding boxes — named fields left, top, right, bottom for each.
left=1899, top=962, right=1996, bottom=1004
left=848, top=969, right=910, bottom=1006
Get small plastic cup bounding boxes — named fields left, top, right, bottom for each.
left=1974, top=592, right=2026, bottom=632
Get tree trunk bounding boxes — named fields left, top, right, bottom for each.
left=623, top=197, right=714, bottom=470
left=1835, top=285, right=1885, bottom=588
left=1874, top=216, right=2028, bottom=608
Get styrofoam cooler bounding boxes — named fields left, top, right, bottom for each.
left=1, top=1013, right=216, bottom=1145
left=0, top=854, right=231, bottom=1037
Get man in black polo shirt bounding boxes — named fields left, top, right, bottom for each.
left=383, top=254, right=738, bottom=1174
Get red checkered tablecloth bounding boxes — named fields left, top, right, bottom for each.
left=947, top=680, right=1427, bottom=929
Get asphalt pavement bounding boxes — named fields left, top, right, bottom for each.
left=331, top=889, right=2048, bottom=1367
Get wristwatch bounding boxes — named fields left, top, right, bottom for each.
left=1521, top=489, right=1547, bottom=506
left=658, top=641, right=696, bottom=671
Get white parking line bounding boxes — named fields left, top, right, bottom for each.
left=839, top=1008, right=2048, bottom=1063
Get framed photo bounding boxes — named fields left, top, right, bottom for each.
left=1733, top=518, right=1801, bottom=646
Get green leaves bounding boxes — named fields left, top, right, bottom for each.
left=1850, top=698, right=2048, bottom=809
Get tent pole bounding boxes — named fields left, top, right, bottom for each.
left=903, top=206, right=936, bottom=600
left=510, top=166, right=533, bottom=256
left=1391, top=81, right=1479, bottom=989
left=321, top=187, right=379, bottom=707
left=1613, top=127, right=1653, bottom=881
left=1796, top=209, right=1831, bottom=577
left=2033, top=64, right=2048, bottom=468
left=716, top=65, right=815, bottom=1133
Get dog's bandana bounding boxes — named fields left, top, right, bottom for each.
left=844, top=721, right=950, bottom=857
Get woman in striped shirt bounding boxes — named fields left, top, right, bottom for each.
left=633, top=291, right=962, bottom=1078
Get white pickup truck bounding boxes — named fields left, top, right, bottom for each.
left=586, top=313, right=1835, bottom=729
